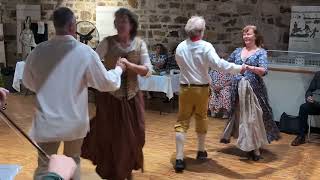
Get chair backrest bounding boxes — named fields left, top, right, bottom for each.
left=308, top=115, right=320, bottom=128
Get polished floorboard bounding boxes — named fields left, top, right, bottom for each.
left=0, top=94, right=320, bottom=180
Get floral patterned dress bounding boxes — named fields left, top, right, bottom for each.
left=149, top=53, right=168, bottom=73
left=228, top=47, right=280, bottom=142
left=209, top=70, right=232, bottom=114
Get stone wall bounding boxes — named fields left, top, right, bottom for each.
left=1, top=0, right=320, bottom=66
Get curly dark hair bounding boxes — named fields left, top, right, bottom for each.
left=155, top=43, right=168, bottom=55
left=114, top=8, right=138, bottom=39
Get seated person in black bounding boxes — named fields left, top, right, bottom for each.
left=164, top=46, right=179, bottom=71
left=291, top=71, right=320, bottom=146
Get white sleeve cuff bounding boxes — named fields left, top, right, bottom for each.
left=114, top=66, right=123, bottom=75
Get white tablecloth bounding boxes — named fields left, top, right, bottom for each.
left=138, top=74, right=180, bottom=99
left=11, top=62, right=181, bottom=99
left=12, top=61, right=25, bottom=92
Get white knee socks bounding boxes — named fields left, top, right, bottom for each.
left=197, top=133, right=206, bottom=152
left=176, top=132, right=207, bottom=160
left=176, top=132, right=185, bottom=160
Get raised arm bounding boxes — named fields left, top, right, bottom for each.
left=86, top=51, right=125, bottom=92
left=207, top=45, right=245, bottom=75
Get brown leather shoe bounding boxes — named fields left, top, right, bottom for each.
left=220, top=138, right=230, bottom=144
left=291, top=136, right=306, bottom=146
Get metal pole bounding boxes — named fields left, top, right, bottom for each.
left=0, top=109, right=49, bottom=160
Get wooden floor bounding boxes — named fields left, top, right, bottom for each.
left=1, top=94, right=320, bottom=180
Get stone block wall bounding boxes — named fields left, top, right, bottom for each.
left=1, top=0, right=320, bottom=66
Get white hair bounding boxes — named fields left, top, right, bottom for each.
left=184, top=16, right=206, bottom=38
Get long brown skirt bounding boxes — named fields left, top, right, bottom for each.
left=81, top=91, right=145, bottom=180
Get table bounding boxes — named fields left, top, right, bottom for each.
left=138, top=74, right=180, bottom=99
left=12, top=61, right=25, bottom=92
left=12, top=62, right=181, bottom=99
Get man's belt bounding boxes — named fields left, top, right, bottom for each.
left=180, top=84, right=209, bottom=87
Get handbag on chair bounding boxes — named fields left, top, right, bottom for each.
left=279, top=112, right=300, bottom=134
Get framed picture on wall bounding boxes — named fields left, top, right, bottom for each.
left=289, top=6, right=320, bottom=53
left=0, top=23, right=6, bottom=66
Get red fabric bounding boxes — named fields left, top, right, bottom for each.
left=191, top=36, right=201, bottom=42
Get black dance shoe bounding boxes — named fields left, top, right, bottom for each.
left=174, top=159, right=186, bottom=173
left=220, top=138, right=230, bottom=144
left=196, top=151, right=208, bottom=160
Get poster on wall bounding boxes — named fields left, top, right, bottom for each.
left=288, top=6, right=320, bottom=53
left=16, top=4, right=41, bottom=54
left=96, top=6, right=118, bottom=41
left=0, top=24, right=6, bottom=66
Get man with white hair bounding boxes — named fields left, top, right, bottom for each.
left=174, top=16, right=254, bottom=172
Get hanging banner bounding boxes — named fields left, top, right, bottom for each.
left=289, top=6, right=320, bottom=53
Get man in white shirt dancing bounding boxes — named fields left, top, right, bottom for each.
left=174, top=16, right=254, bottom=172
left=23, top=7, right=126, bottom=180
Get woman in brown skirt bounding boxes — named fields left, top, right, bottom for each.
left=81, top=8, right=153, bottom=180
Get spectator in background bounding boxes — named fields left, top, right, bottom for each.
left=291, top=71, right=320, bottom=146
left=164, top=46, right=179, bottom=72
left=150, top=43, right=168, bottom=73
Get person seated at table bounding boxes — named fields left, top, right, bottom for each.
left=150, top=43, right=168, bottom=73
left=208, top=69, right=233, bottom=119
left=291, top=71, right=320, bottom=146
left=164, top=46, right=179, bottom=72
left=146, top=44, right=168, bottom=98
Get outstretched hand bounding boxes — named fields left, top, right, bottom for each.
left=0, top=88, right=9, bottom=107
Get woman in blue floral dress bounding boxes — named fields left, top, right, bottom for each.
left=221, top=25, right=280, bottom=161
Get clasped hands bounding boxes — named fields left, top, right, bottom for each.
left=240, top=64, right=256, bottom=74
left=116, top=57, right=132, bottom=72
